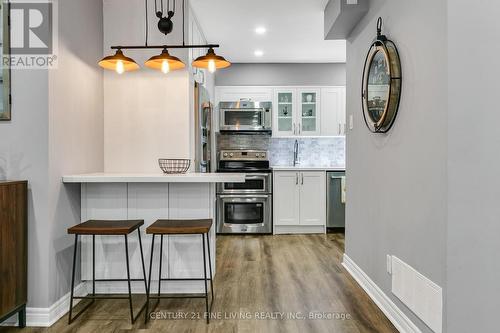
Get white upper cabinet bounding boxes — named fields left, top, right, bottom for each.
left=298, top=88, right=321, bottom=136
left=216, top=86, right=274, bottom=103
left=215, top=86, right=346, bottom=137
left=274, top=88, right=296, bottom=136
left=272, top=87, right=345, bottom=137
left=320, top=87, right=346, bottom=136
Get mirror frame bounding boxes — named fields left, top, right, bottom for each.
left=361, top=21, right=401, bottom=133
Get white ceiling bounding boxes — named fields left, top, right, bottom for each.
left=190, top=0, right=346, bottom=63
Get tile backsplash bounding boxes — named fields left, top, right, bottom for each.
left=217, top=134, right=345, bottom=167
left=269, top=137, right=345, bottom=167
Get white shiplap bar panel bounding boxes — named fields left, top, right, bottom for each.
left=168, top=183, right=214, bottom=281
left=128, top=183, right=169, bottom=281
left=81, top=183, right=128, bottom=280
left=79, top=182, right=216, bottom=294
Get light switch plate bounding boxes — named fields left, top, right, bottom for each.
left=386, top=255, right=392, bottom=274
left=349, top=114, right=354, bottom=130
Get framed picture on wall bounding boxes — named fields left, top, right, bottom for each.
left=0, top=1, right=11, bottom=121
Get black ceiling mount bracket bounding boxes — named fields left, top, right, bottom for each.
left=155, top=0, right=176, bottom=35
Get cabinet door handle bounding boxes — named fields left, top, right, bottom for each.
left=298, top=123, right=301, bottom=135
left=295, top=173, right=299, bottom=185
left=293, top=123, right=296, bottom=135
left=301, top=173, right=304, bottom=185
left=338, top=124, right=341, bottom=135
left=343, top=123, right=346, bottom=135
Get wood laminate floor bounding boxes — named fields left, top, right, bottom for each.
left=1, top=233, right=397, bottom=333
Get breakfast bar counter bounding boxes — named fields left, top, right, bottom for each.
left=62, top=172, right=246, bottom=183
left=62, top=172, right=245, bottom=294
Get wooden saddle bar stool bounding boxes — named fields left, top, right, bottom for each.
left=67, top=219, right=148, bottom=324
left=145, top=219, right=214, bottom=324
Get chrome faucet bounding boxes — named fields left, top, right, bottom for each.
left=293, top=139, right=299, bottom=166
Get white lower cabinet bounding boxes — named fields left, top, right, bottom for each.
left=273, top=171, right=326, bottom=234
left=273, top=171, right=300, bottom=225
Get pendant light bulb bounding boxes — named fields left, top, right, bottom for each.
left=161, top=59, right=170, bottom=74
left=115, top=60, right=125, bottom=74
left=208, top=59, right=216, bottom=73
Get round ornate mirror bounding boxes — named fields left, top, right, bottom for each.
left=362, top=18, right=402, bottom=133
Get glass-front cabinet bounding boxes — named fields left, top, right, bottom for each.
left=298, top=89, right=320, bottom=136
left=274, top=89, right=296, bottom=136
left=273, top=88, right=320, bottom=137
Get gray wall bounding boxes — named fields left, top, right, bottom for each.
left=0, top=71, right=50, bottom=308
left=446, top=1, right=500, bottom=332
left=215, top=63, right=346, bottom=86
left=47, top=0, right=104, bottom=305
left=344, top=1, right=447, bottom=332
left=0, top=0, right=103, bottom=310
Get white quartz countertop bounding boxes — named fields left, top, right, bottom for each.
left=272, top=166, right=346, bottom=171
left=62, top=172, right=246, bottom=183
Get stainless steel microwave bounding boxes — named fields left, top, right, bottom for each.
left=219, top=101, right=272, bottom=133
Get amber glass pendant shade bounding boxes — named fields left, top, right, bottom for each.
left=192, top=48, right=231, bottom=73
left=98, top=49, right=139, bottom=74
left=145, top=49, right=186, bottom=74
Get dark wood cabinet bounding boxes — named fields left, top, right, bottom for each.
left=0, top=181, right=27, bottom=327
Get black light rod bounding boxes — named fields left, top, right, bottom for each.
left=110, top=44, right=219, bottom=50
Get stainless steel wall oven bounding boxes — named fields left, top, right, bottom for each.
left=216, top=150, right=272, bottom=234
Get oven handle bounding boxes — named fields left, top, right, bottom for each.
left=244, top=174, right=270, bottom=179
left=218, top=194, right=271, bottom=199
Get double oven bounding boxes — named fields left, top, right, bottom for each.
left=216, top=150, right=272, bottom=234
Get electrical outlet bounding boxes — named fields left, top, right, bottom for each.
left=349, top=114, right=354, bottom=130
left=386, top=255, right=392, bottom=274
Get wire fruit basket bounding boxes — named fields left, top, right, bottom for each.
left=158, top=159, right=191, bottom=174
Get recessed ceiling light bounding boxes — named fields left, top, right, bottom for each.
left=255, top=26, right=266, bottom=35
left=254, top=50, right=264, bottom=57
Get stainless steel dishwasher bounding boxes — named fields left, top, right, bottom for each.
left=326, top=171, right=346, bottom=229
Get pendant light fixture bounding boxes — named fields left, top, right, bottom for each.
left=99, top=0, right=230, bottom=74
left=98, top=49, right=139, bottom=74
left=145, top=48, right=185, bottom=73
left=192, top=47, right=231, bottom=73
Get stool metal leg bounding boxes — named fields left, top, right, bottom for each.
left=202, top=234, right=209, bottom=324
left=124, top=234, right=134, bottom=323
left=137, top=230, right=148, bottom=293
left=18, top=306, right=26, bottom=328
left=206, top=232, right=214, bottom=309
left=68, top=234, right=96, bottom=324
left=145, top=234, right=155, bottom=323
left=92, top=235, right=96, bottom=298
left=68, top=234, right=78, bottom=324
left=158, top=235, right=163, bottom=299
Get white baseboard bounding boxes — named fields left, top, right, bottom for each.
left=1, top=282, right=87, bottom=328
left=274, top=225, right=326, bottom=234
left=88, top=279, right=206, bottom=294
left=342, top=254, right=422, bottom=333
left=1, top=279, right=207, bottom=328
